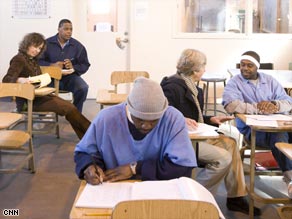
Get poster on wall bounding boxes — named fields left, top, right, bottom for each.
left=12, top=0, right=51, bottom=19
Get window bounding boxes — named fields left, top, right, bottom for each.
left=255, top=0, right=291, bottom=33
left=87, top=0, right=117, bottom=32
left=175, top=0, right=292, bottom=37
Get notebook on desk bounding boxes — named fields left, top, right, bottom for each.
left=75, top=177, right=225, bottom=219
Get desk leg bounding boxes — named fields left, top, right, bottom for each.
left=249, top=129, right=256, bottom=219
left=213, top=82, right=217, bottom=116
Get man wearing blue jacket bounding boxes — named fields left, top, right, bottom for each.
left=39, top=19, right=90, bottom=112
left=74, top=77, right=197, bottom=184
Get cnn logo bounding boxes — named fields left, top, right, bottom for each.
left=3, top=209, right=19, bottom=216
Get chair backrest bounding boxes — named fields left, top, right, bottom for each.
left=110, top=71, right=150, bottom=93
left=0, top=83, right=35, bottom=134
left=111, top=200, right=219, bottom=219
left=40, top=66, right=62, bottom=95
left=236, top=63, right=274, bottom=69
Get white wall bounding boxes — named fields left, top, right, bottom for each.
left=1, top=0, right=292, bottom=99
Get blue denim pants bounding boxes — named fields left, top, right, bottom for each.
left=57, top=73, right=88, bottom=112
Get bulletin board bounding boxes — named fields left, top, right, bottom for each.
left=12, top=0, right=51, bottom=19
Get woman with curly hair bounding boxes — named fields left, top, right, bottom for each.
left=2, top=32, right=90, bottom=139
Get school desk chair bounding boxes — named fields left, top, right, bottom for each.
left=0, top=83, right=35, bottom=173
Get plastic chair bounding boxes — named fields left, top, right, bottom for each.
left=96, top=71, right=149, bottom=110
left=111, top=199, right=220, bottom=219
left=0, top=83, right=35, bottom=173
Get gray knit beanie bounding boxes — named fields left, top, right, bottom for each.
left=127, top=77, right=168, bottom=120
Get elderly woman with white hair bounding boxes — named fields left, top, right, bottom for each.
left=160, top=48, right=261, bottom=216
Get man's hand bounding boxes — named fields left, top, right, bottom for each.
left=257, top=101, right=278, bottom=114
left=104, top=164, right=133, bottom=182
left=210, top=115, right=234, bottom=125
left=63, top=59, right=73, bottom=69
left=185, top=118, right=198, bottom=131
left=83, top=165, right=105, bottom=185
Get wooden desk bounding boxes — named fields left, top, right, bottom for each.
left=70, top=181, right=112, bottom=219
left=70, top=131, right=219, bottom=219
left=236, top=114, right=292, bottom=219
left=96, top=89, right=128, bottom=110
left=275, top=143, right=292, bottom=160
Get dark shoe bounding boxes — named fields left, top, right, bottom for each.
left=226, top=196, right=261, bottom=216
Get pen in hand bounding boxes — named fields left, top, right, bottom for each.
left=90, top=155, right=103, bottom=184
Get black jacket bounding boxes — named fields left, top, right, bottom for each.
left=160, top=74, right=212, bottom=125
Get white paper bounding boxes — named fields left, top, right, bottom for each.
left=75, top=182, right=132, bottom=208
left=188, top=123, right=219, bottom=137
left=131, top=179, right=182, bottom=200
left=246, top=118, right=278, bottom=127
left=245, top=114, right=292, bottom=121
left=245, top=114, right=292, bottom=127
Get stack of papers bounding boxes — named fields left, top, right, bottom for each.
left=245, top=114, right=292, bottom=127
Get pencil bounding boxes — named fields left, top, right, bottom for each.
left=83, top=213, right=111, bottom=216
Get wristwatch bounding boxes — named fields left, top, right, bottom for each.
left=130, top=162, right=137, bottom=175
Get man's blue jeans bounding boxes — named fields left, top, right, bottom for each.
left=58, top=74, right=88, bottom=112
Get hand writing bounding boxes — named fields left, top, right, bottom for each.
left=83, top=165, right=105, bottom=185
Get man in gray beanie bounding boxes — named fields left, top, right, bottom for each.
left=127, top=76, right=169, bottom=121
left=223, top=50, right=292, bottom=199
left=74, top=77, right=197, bottom=185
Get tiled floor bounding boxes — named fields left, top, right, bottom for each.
left=0, top=99, right=291, bottom=219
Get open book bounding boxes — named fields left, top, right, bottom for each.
left=75, top=177, right=225, bottom=219
left=29, top=73, right=55, bottom=96
left=29, top=73, right=51, bottom=88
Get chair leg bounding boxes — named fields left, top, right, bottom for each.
left=28, top=139, right=35, bottom=173
left=56, top=114, right=60, bottom=139
left=240, top=145, right=248, bottom=161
